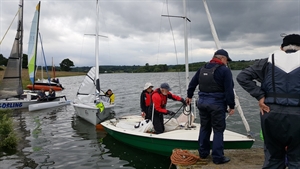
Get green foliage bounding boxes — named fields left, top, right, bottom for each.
left=22, top=54, right=28, bottom=69
left=70, top=60, right=256, bottom=73
left=60, top=58, right=74, bottom=71
left=0, top=54, right=8, bottom=66
left=0, top=110, right=18, bottom=150
left=0, top=53, right=27, bottom=68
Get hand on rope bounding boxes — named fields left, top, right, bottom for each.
left=167, top=110, right=176, bottom=116
left=180, top=98, right=187, bottom=106
left=186, top=97, right=192, bottom=105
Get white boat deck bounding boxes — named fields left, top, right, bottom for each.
left=104, top=115, right=254, bottom=142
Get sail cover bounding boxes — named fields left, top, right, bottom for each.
left=0, top=0, right=24, bottom=99
left=28, top=2, right=40, bottom=84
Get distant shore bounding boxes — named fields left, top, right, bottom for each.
left=0, top=68, right=86, bottom=88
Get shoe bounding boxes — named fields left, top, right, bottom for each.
left=200, top=155, right=208, bottom=159
left=213, top=157, right=230, bottom=164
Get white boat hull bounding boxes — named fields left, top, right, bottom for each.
left=29, top=100, right=71, bottom=111
left=73, top=102, right=115, bottom=125
left=0, top=99, right=39, bottom=109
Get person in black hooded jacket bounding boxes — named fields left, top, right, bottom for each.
left=237, top=34, right=300, bottom=168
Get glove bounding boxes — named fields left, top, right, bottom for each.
left=180, top=98, right=187, bottom=106
left=167, top=110, right=176, bottom=116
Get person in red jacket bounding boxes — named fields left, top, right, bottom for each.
left=151, top=83, right=186, bottom=134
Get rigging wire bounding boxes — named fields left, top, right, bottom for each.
left=166, top=0, right=182, bottom=95
left=0, top=8, right=20, bottom=45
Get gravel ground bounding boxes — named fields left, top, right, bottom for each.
left=175, top=148, right=268, bottom=169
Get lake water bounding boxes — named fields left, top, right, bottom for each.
left=0, top=71, right=263, bottom=169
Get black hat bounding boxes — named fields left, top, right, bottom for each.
left=160, top=83, right=171, bottom=91
left=281, top=34, right=300, bottom=48
left=214, top=49, right=232, bottom=61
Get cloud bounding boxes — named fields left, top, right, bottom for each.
left=1, top=0, right=300, bottom=67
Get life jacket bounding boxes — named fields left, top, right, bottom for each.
left=152, top=88, right=167, bottom=109
left=144, top=92, right=152, bottom=107
left=263, top=50, right=300, bottom=106
left=198, top=64, right=224, bottom=93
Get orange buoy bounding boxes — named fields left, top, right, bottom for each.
left=96, top=124, right=104, bottom=130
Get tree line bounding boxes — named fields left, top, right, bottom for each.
left=72, top=60, right=256, bottom=73
left=0, top=53, right=255, bottom=73
left=0, top=54, right=74, bottom=71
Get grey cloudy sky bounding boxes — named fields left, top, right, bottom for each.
left=1, top=0, right=300, bottom=67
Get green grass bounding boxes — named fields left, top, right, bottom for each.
left=0, top=109, right=18, bottom=151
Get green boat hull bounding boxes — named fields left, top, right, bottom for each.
left=103, top=125, right=254, bottom=156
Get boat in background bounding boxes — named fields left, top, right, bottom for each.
left=73, top=67, right=115, bottom=125
left=26, top=1, right=64, bottom=91
left=29, top=96, right=71, bottom=111
left=101, top=0, right=254, bottom=156
left=0, top=1, right=70, bottom=110
left=72, top=1, right=115, bottom=126
left=0, top=0, right=40, bottom=109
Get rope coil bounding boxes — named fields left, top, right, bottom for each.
left=170, top=149, right=202, bottom=166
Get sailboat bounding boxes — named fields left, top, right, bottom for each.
left=72, top=0, right=115, bottom=126
left=0, top=0, right=41, bottom=109
left=101, top=0, right=255, bottom=156
left=26, top=1, right=64, bottom=92
left=25, top=2, right=70, bottom=111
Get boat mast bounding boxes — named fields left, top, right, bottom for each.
left=95, top=0, right=100, bottom=93
left=161, top=0, right=191, bottom=90
left=28, top=1, right=41, bottom=90
left=203, top=0, right=252, bottom=137
left=183, top=0, right=189, bottom=90
left=38, top=32, right=51, bottom=83
left=203, top=0, right=220, bottom=49
left=17, top=0, right=24, bottom=95
left=19, top=0, right=24, bottom=88
left=35, top=2, right=41, bottom=89
left=52, top=57, right=55, bottom=79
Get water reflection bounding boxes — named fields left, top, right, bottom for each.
left=72, top=116, right=133, bottom=169
left=103, top=134, right=175, bottom=169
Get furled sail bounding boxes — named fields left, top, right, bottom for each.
left=0, top=0, right=24, bottom=99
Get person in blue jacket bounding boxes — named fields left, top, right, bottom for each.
left=37, top=89, right=46, bottom=101
left=237, top=34, right=300, bottom=168
left=186, top=49, right=235, bottom=165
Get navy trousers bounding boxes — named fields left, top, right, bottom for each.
left=197, top=100, right=226, bottom=162
left=261, top=104, right=300, bottom=169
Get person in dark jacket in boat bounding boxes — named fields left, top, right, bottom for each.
left=48, top=88, right=56, bottom=98
left=150, top=83, right=186, bottom=134
left=186, top=49, right=235, bottom=165
left=37, top=89, right=46, bottom=101
left=140, top=82, right=154, bottom=120
left=237, top=34, right=300, bottom=168
left=105, top=89, right=115, bottom=104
